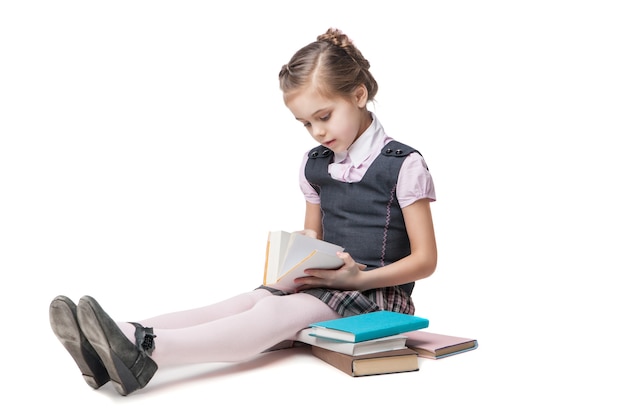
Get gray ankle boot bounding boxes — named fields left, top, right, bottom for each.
left=77, top=295, right=158, bottom=396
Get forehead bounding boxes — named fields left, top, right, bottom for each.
left=284, top=86, right=345, bottom=119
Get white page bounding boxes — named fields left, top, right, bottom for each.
left=279, top=233, right=344, bottom=275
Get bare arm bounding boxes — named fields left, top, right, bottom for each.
left=303, top=201, right=323, bottom=240
left=356, top=198, right=437, bottom=289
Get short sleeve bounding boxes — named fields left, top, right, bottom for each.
left=396, top=152, right=436, bottom=208
left=299, top=151, right=321, bottom=204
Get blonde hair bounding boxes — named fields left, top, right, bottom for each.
left=279, top=28, right=378, bottom=101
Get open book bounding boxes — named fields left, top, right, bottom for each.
left=262, top=230, right=345, bottom=292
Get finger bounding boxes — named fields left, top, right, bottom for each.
left=294, top=276, right=326, bottom=288
left=303, top=268, right=337, bottom=278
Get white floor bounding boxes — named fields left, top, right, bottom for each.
left=41, top=338, right=486, bottom=415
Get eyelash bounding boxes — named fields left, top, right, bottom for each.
left=303, top=114, right=331, bottom=128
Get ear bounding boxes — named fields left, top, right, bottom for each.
left=353, top=84, right=368, bottom=108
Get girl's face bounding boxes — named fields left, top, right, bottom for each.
left=284, top=85, right=370, bottom=153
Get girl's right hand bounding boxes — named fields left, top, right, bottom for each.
left=294, top=251, right=368, bottom=291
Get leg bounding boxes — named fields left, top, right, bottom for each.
left=74, top=292, right=339, bottom=394
left=48, top=290, right=270, bottom=392
left=136, top=289, right=273, bottom=329
left=145, top=292, right=340, bottom=367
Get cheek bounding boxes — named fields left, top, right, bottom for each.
left=331, top=110, right=357, bottom=136
left=335, top=119, right=360, bottom=139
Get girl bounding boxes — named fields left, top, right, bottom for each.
left=49, top=28, right=438, bottom=396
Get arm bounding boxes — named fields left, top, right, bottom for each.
left=357, top=198, right=437, bottom=289
left=295, top=198, right=437, bottom=291
left=302, top=201, right=323, bottom=240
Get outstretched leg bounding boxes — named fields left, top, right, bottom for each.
left=120, top=292, right=340, bottom=367
left=135, top=289, right=273, bottom=329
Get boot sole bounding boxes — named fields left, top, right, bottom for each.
left=49, top=296, right=110, bottom=389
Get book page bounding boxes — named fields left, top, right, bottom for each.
left=271, top=250, right=344, bottom=292
left=279, top=233, right=344, bottom=275
left=263, top=231, right=291, bottom=284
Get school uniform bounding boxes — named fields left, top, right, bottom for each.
left=260, top=113, right=436, bottom=316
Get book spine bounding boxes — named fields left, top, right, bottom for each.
left=434, top=343, right=478, bottom=359
left=262, top=236, right=271, bottom=285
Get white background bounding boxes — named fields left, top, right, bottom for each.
left=1, top=1, right=625, bottom=415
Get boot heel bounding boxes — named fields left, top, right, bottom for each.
left=110, top=352, right=141, bottom=395
left=113, top=350, right=160, bottom=395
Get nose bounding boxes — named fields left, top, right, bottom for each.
left=313, top=124, right=326, bottom=139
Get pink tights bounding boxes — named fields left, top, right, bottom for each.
left=116, top=289, right=340, bottom=367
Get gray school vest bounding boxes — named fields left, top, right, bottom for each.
left=304, top=140, right=422, bottom=295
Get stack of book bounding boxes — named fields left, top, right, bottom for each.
left=259, top=232, right=478, bottom=376
left=296, top=310, right=478, bottom=377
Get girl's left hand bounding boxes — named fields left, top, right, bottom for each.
left=293, top=252, right=367, bottom=291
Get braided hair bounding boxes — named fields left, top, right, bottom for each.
left=279, top=28, right=378, bottom=101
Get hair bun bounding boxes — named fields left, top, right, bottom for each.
left=317, top=28, right=350, bottom=48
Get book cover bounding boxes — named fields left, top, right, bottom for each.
left=263, top=231, right=345, bottom=291
left=295, top=328, right=408, bottom=356
left=403, top=330, right=478, bottom=359
left=309, top=310, right=430, bottom=343
left=311, top=346, right=419, bottom=377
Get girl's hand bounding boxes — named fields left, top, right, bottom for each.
left=293, top=252, right=367, bottom=291
left=294, top=229, right=318, bottom=239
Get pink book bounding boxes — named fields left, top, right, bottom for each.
left=403, top=330, right=478, bottom=359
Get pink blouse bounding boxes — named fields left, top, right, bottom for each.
left=299, top=113, right=436, bottom=208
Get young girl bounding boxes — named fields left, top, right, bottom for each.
left=49, top=28, right=437, bottom=396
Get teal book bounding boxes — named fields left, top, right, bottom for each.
left=309, top=311, right=429, bottom=343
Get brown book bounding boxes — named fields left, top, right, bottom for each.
left=311, top=346, right=419, bottom=377
left=403, top=330, right=478, bottom=359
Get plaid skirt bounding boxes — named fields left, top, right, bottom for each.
left=257, top=285, right=415, bottom=317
